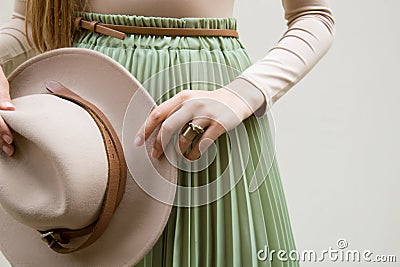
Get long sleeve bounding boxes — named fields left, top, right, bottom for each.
left=236, top=0, right=335, bottom=117
left=0, top=0, right=36, bottom=77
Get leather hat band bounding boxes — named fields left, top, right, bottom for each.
left=38, top=81, right=127, bottom=254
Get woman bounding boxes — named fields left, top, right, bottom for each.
left=0, top=0, right=334, bottom=266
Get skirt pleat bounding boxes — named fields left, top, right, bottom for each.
left=74, top=12, right=300, bottom=267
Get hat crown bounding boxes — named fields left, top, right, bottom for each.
left=0, top=48, right=177, bottom=266
left=0, top=94, right=108, bottom=231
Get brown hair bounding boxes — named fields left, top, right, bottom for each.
left=25, top=0, right=87, bottom=52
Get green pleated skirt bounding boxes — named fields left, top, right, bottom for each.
left=73, top=12, right=299, bottom=267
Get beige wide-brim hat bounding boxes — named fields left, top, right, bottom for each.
left=0, top=48, right=177, bottom=266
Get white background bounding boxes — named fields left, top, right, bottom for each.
left=1, top=0, right=399, bottom=266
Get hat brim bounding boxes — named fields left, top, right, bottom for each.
left=0, top=48, right=177, bottom=266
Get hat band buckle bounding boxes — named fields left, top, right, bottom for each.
left=40, top=231, right=57, bottom=248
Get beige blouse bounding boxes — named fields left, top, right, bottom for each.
left=0, top=0, right=335, bottom=116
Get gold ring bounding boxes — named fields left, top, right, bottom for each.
left=180, top=122, right=204, bottom=142
left=188, top=122, right=205, bottom=134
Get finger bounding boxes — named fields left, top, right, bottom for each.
left=1, top=144, right=14, bottom=156
left=0, top=116, right=13, bottom=144
left=178, top=118, right=210, bottom=156
left=134, top=90, right=191, bottom=147
left=151, top=105, right=194, bottom=158
left=0, top=117, right=14, bottom=156
left=185, top=122, right=226, bottom=161
left=0, top=73, right=14, bottom=111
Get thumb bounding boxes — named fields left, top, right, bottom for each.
left=0, top=68, right=15, bottom=110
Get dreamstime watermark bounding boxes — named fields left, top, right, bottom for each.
left=257, top=239, right=398, bottom=263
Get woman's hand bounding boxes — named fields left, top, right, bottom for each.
left=0, top=66, right=15, bottom=156
left=134, top=79, right=265, bottom=160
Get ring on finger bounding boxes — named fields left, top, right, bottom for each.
left=180, top=121, right=204, bottom=142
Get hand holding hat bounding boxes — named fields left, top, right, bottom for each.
left=0, top=65, right=15, bottom=156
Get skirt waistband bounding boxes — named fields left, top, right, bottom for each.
left=76, top=12, right=238, bottom=31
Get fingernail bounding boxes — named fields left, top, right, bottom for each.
left=151, top=148, right=160, bottom=158
left=134, top=135, right=143, bottom=146
left=2, top=145, right=14, bottom=156
left=1, top=101, right=15, bottom=110
left=2, top=135, right=12, bottom=145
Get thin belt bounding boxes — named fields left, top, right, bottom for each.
left=74, top=17, right=240, bottom=40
